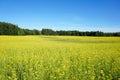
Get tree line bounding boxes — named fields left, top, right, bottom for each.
left=0, top=22, right=120, bottom=36
left=41, top=29, right=120, bottom=36
left=0, top=22, right=40, bottom=35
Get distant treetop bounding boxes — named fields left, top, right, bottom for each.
left=0, top=22, right=120, bottom=36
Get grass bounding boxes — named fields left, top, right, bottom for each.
left=0, top=36, right=120, bottom=80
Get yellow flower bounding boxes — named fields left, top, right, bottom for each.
left=63, top=65, right=66, bottom=69
left=14, top=78, right=17, bottom=80
left=91, top=76, right=95, bottom=80
left=100, top=70, right=104, bottom=74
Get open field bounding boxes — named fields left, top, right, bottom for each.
left=0, top=36, right=120, bottom=80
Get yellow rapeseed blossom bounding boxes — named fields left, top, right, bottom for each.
left=0, top=36, right=120, bottom=80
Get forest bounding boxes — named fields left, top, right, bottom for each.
left=0, top=22, right=120, bottom=36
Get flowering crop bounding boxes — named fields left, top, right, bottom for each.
left=0, top=36, right=120, bottom=80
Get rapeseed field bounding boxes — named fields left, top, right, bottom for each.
left=0, top=36, right=120, bottom=80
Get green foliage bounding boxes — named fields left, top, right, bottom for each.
left=0, top=22, right=41, bottom=35
left=0, top=21, right=120, bottom=36
left=0, top=22, right=20, bottom=35
left=41, top=28, right=56, bottom=35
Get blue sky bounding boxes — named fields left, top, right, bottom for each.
left=0, top=0, right=120, bottom=32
